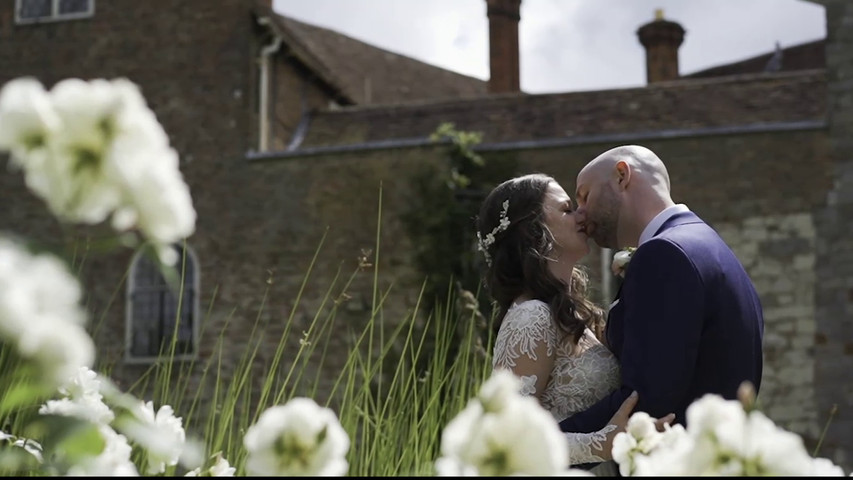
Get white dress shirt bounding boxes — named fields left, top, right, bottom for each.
left=638, top=204, right=690, bottom=246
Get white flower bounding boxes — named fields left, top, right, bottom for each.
left=810, top=457, right=845, bottom=476
left=118, top=400, right=186, bottom=475
left=66, top=424, right=139, bottom=476
left=611, top=248, right=635, bottom=277
left=18, top=320, right=96, bottom=388
left=0, top=237, right=94, bottom=386
left=0, top=77, right=196, bottom=265
left=185, top=452, right=236, bottom=477
left=435, top=370, right=569, bottom=476
left=621, top=393, right=847, bottom=476
left=39, top=396, right=114, bottom=425
left=243, top=397, right=350, bottom=476
left=612, top=411, right=682, bottom=476
left=478, top=369, right=524, bottom=413
left=0, top=77, right=60, bottom=166
left=629, top=423, right=691, bottom=476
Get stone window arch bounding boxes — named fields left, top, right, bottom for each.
left=125, top=244, right=199, bottom=363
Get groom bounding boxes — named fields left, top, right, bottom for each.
left=560, top=145, right=764, bottom=435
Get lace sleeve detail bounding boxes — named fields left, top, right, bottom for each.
left=491, top=301, right=559, bottom=399
left=565, top=424, right=617, bottom=466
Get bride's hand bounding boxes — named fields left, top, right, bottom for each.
left=600, top=391, right=676, bottom=459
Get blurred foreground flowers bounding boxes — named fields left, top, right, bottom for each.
left=0, top=77, right=195, bottom=265
left=0, top=76, right=847, bottom=476
left=612, top=387, right=844, bottom=476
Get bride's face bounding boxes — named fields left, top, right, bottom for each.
left=541, top=181, right=590, bottom=263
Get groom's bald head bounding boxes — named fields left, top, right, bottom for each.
left=580, top=145, right=671, bottom=193
left=575, top=145, right=675, bottom=248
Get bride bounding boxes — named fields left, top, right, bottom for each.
left=475, top=173, right=672, bottom=472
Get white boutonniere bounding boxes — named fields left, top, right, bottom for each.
left=611, top=247, right=636, bottom=278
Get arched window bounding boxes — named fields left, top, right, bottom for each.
left=125, top=244, right=199, bottom=363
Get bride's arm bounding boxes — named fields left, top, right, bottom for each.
left=491, top=303, right=556, bottom=400
left=565, top=392, right=674, bottom=466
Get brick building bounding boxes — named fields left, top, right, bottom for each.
left=1, top=0, right=850, bottom=470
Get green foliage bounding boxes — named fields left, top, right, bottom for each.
left=403, top=123, right=517, bottom=312
left=115, top=235, right=497, bottom=476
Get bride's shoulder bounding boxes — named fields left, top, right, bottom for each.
left=504, top=299, right=551, bottom=325
left=509, top=298, right=550, bottom=311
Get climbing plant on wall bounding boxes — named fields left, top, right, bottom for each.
left=401, top=122, right=518, bottom=333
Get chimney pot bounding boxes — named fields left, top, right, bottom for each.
left=486, top=0, right=522, bottom=94
left=637, top=11, right=685, bottom=84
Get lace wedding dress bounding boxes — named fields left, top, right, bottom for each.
left=492, top=299, right=621, bottom=469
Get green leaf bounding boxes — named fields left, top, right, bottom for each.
left=26, top=415, right=106, bottom=462
left=0, top=382, right=52, bottom=416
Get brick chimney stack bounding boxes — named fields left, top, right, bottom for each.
left=486, top=0, right=522, bottom=93
left=637, top=9, right=685, bottom=84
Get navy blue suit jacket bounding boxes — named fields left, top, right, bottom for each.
left=559, top=211, right=764, bottom=433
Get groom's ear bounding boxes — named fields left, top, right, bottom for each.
left=615, top=161, right=631, bottom=191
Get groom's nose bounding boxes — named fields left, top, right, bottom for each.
left=575, top=209, right=588, bottom=230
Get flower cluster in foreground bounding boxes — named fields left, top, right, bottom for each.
left=435, top=369, right=591, bottom=476
left=612, top=393, right=844, bottom=476
left=243, top=397, right=350, bottom=476
left=0, top=237, right=94, bottom=387
left=0, top=77, right=195, bottom=264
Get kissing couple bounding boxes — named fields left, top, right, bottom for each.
left=476, top=145, right=765, bottom=474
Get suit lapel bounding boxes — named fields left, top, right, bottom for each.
left=605, top=211, right=703, bottom=356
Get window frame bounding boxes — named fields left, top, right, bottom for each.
left=15, top=0, right=95, bottom=25
left=124, top=244, right=200, bottom=364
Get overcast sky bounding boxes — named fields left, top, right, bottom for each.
left=272, top=0, right=825, bottom=94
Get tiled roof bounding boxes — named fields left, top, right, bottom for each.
left=683, top=39, right=825, bottom=78
left=294, top=70, right=825, bottom=147
left=255, top=6, right=488, bottom=105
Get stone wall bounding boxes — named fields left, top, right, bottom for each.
left=812, top=0, right=853, bottom=470
left=716, top=213, right=819, bottom=441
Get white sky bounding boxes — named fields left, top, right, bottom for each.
left=272, top=0, right=826, bottom=93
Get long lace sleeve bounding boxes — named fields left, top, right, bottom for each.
left=492, top=301, right=619, bottom=466
left=491, top=301, right=557, bottom=399
left=564, top=425, right=617, bottom=465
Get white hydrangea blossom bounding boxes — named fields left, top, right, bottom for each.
left=0, top=77, right=196, bottom=265
left=243, top=397, right=350, bottom=476
left=435, top=370, right=586, bottom=477
left=39, top=396, right=114, bottom=426
left=0, top=237, right=94, bottom=386
left=39, top=367, right=114, bottom=425
left=613, top=393, right=846, bottom=476
left=0, top=77, right=60, bottom=167
left=612, top=411, right=673, bottom=476
left=119, top=400, right=186, bottom=475
left=185, top=452, right=236, bottom=477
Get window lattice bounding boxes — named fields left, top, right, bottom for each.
left=128, top=246, right=197, bottom=360
left=17, top=0, right=93, bottom=22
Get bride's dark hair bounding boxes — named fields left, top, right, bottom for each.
left=475, top=173, right=606, bottom=344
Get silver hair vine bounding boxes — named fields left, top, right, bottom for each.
left=477, top=199, right=511, bottom=266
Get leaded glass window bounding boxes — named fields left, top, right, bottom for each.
left=126, top=245, right=199, bottom=362
left=16, top=0, right=94, bottom=23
